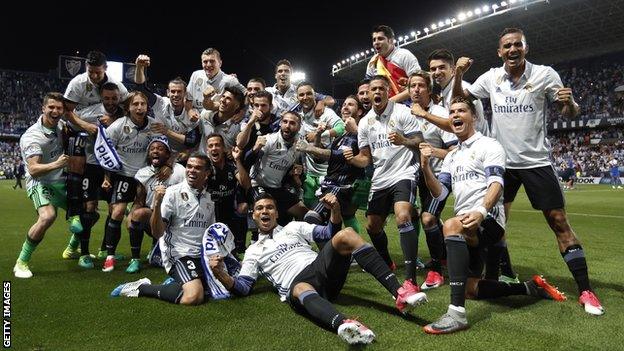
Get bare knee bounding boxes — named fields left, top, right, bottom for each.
left=179, top=281, right=204, bottom=305
left=110, top=203, right=127, bottom=221
left=291, top=282, right=316, bottom=300
left=442, top=217, right=464, bottom=238
left=37, top=207, right=57, bottom=228
left=545, top=209, right=572, bottom=234
left=421, top=212, right=437, bottom=229
left=130, top=207, right=151, bottom=223
left=366, top=215, right=385, bottom=234
left=332, top=228, right=364, bottom=255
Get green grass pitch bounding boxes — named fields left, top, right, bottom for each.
left=2, top=180, right=623, bottom=350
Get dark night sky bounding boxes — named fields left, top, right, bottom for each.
left=2, top=0, right=482, bottom=94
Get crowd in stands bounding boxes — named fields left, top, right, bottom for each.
left=0, top=141, right=20, bottom=179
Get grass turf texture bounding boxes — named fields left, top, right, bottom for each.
left=2, top=180, right=623, bottom=350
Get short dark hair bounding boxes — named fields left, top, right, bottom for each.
left=344, top=94, right=364, bottom=112
left=168, top=77, right=187, bottom=89
left=202, top=48, right=221, bottom=60
left=223, top=86, right=245, bottom=111
left=372, top=25, right=395, bottom=39
left=296, top=81, right=314, bottom=92
left=43, top=92, right=64, bottom=106
left=101, top=82, right=120, bottom=92
left=86, top=51, right=107, bottom=66
left=248, top=77, right=266, bottom=88
left=282, top=111, right=301, bottom=123
left=370, top=75, right=391, bottom=87
left=276, top=59, right=292, bottom=69
left=450, top=96, right=476, bottom=115
left=499, top=28, right=525, bottom=40
left=408, top=70, right=433, bottom=92
left=253, top=90, right=273, bottom=105
left=427, top=49, right=454, bottom=66
left=187, top=152, right=211, bottom=170
left=254, top=192, right=276, bottom=207
left=357, top=78, right=371, bottom=89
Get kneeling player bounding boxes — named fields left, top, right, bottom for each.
left=209, top=193, right=428, bottom=345
left=420, top=98, right=565, bottom=334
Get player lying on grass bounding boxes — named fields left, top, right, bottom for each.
left=420, top=97, right=566, bottom=334
left=209, top=192, right=428, bottom=345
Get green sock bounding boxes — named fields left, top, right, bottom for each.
left=69, top=234, right=80, bottom=250
left=344, top=216, right=361, bottom=234
left=18, top=236, right=41, bottom=262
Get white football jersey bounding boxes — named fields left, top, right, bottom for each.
left=239, top=222, right=318, bottom=301
left=20, top=116, right=65, bottom=190
left=160, top=180, right=216, bottom=269
left=439, top=132, right=506, bottom=228
left=134, top=163, right=186, bottom=206
left=198, top=110, right=241, bottom=153
left=266, top=84, right=298, bottom=116
left=416, top=102, right=457, bottom=175
left=152, top=95, right=200, bottom=153
left=358, top=101, right=422, bottom=192
left=250, top=131, right=300, bottom=188
left=440, top=78, right=489, bottom=136
left=468, top=61, right=562, bottom=169
left=64, top=72, right=128, bottom=110
left=299, top=107, right=344, bottom=177
left=186, top=70, right=246, bottom=110
left=105, top=116, right=160, bottom=177
left=366, top=47, right=421, bottom=78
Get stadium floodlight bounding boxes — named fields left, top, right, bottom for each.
left=445, top=18, right=451, bottom=25
left=291, top=71, right=306, bottom=83
left=355, top=53, right=360, bottom=59
left=341, top=60, right=346, bottom=64
left=451, top=18, right=457, bottom=23
left=492, top=4, right=499, bottom=10
left=458, top=12, right=466, bottom=21
left=475, top=8, right=482, bottom=15
left=431, top=23, right=437, bottom=30
left=410, top=31, right=416, bottom=37
left=424, top=27, right=429, bottom=33
left=482, top=5, right=490, bottom=12
left=337, top=62, right=341, bottom=67
left=332, top=65, right=337, bottom=69
left=501, top=1, right=508, bottom=6
left=393, top=38, right=397, bottom=43
left=106, top=61, right=123, bottom=83
left=360, top=51, right=365, bottom=56
left=467, top=10, right=474, bottom=17
left=417, top=30, right=421, bottom=35
left=365, top=49, right=370, bottom=55
left=438, top=21, right=444, bottom=27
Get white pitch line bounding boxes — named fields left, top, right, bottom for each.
left=512, top=209, right=624, bottom=219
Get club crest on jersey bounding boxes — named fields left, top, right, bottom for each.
left=524, top=83, right=534, bottom=92
left=470, top=151, right=476, bottom=160
left=86, top=83, right=93, bottom=92
left=181, top=192, right=189, bottom=201
left=123, top=125, right=131, bottom=134
left=197, top=78, right=203, bottom=86
left=65, top=59, right=82, bottom=77
left=368, top=117, right=375, bottom=125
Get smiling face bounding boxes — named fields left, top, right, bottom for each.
left=202, top=53, right=222, bottom=78
left=218, top=90, right=241, bottom=115
left=128, top=94, right=148, bottom=123
left=498, top=32, right=528, bottom=71
left=185, top=156, right=209, bottom=189
left=252, top=197, right=278, bottom=233
left=275, top=64, right=291, bottom=89
left=296, top=85, right=315, bottom=112
left=357, top=83, right=371, bottom=109
left=341, top=97, right=362, bottom=122
left=167, top=82, right=186, bottom=109
left=41, top=97, right=64, bottom=127
left=101, top=88, right=120, bottom=114
left=372, top=31, right=394, bottom=57
left=429, top=59, right=454, bottom=88
left=87, top=63, right=107, bottom=84
left=449, top=101, right=476, bottom=141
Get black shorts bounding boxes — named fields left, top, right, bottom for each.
left=467, top=217, right=506, bottom=278
left=170, top=256, right=206, bottom=288
left=287, top=242, right=351, bottom=306
left=310, top=185, right=356, bottom=219
left=65, top=128, right=88, bottom=157
left=418, top=174, right=447, bottom=218
left=83, top=164, right=106, bottom=201
left=504, top=166, right=565, bottom=210
left=110, top=173, right=137, bottom=204
left=366, top=179, right=418, bottom=217
left=560, top=168, right=574, bottom=182
left=250, top=186, right=300, bottom=213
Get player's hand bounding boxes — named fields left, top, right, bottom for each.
left=188, top=109, right=200, bottom=123
left=314, top=100, right=326, bottom=118
left=305, top=131, right=317, bottom=143
left=411, top=103, right=427, bottom=118
left=232, top=108, right=245, bottom=123
left=388, top=131, right=405, bottom=145
left=253, top=135, right=267, bottom=152
left=150, top=122, right=168, bottom=134
left=460, top=211, right=483, bottom=230
left=55, top=154, right=69, bottom=168
left=101, top=177, right=111, bottom=191
left=203, top=85, right=216, bottom=99
left=291, top=164, right=303, bottom=177
left=249, top=108, right=262, bottom=124
left=153, top=185, right=167, bottom=203
left=99, top=114, right=113, bottom=127
left=455, top=57, right=473, bottom=76
left=419, top=142, right=434, bottom=159
left=321, top=193, right=340, bottom=210
left=342, top=147, right=354, bottom=161
left=209, top=255, right=225, bottom=272
left=155, top=165, right=172, bottom=182
left=84, top=123, right=98, bottom=136
left=344, top=117, right=358, bottom=134
left=296, top=140, right=310, bottom=153
left=135, top=54, right=151, bottom=67
left=556, top=87, right=574, bottom=104
left=231, top=146, right=242, bottom=160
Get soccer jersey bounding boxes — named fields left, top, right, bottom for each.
left=239, top=222, right=318, bottom=300
left=160, top=180, right=216, bottom=267
left=358, top=101, right=422, bottom=192
left=440, top=78, right=489, bottom=136
left=207, top=160, right=239, bottom=220
left=468, top=61, right=562, bottom=169
left=325, top=133, right=364, bottom=186
left=366, top=47, right=421, bottom=78
left=64, top=72, right=128, bottom=110
left=198, top=110, right=241, bottom=153
left=106, top=116, right=160, bottom=177
left=250, top=131, right=300, bottom=188
left=416, top=102, right=458, bottom=174
left=20, top=116, right=65, bottom=190
left=438, top=132, right=506, bottom=227
left=300, top=107, right=344, bottom=177
left=134, top=163, right=186, bottom=206
left=239, top=114, right=280, bottom=156
left=266, top=84, right=298, bottom=116
left=152, top=95, right=200, bottom=152
left=610, top=159, right=620, bottom=177
left=186, top=70, right=246, bottom=110
left=75, top=103, right=124, bottom=166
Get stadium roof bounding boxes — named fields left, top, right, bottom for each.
left=331, top=0, right=624, bottom=85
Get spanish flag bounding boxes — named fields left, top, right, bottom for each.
left=369, top=54, right=408, bottom=97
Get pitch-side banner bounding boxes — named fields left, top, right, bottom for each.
left=59, top=56, right=86, bottom=79
left=560, top=176, right=624, bottom=184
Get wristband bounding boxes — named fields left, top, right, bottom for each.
left=475, top=205, right=488, bottom=218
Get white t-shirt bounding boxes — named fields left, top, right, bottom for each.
left=239, top=222, right=318, bottom=301
left=105, top=116, right=160, bottom=177
left=266, top=84, right=298, bottom=116
left=250, top=131, right=300, bottom=188
left=440, top=78, right=489, bottom=136
left=20, top=117, right=65, bottom=190
left=439, top=132, right=506, bottom=228
left=134, top=163, right=186, bottom=206
left=299, top=107, right=344, bottom=177
left=160, top=180, right=216, bottom=270
left=151, top=95, right=200, bottom=153
left=366, top=47, right=420, bottom=78
left=468, top=61, right=562, bottom=169
left=186, top=70, right=246, bottom=110
left=358, top=101, right=422, bottom=192
left=416, top=102, right=457, bottom=175
left=198, top=110, right=242, bottom=153
left=64, top=72, right=128, bottom=110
